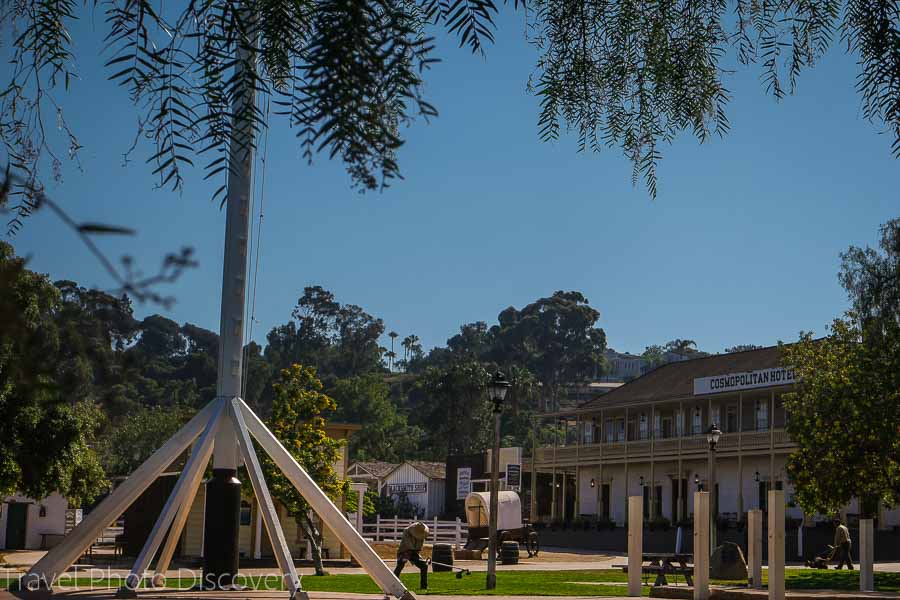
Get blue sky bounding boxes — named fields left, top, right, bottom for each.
left=7, top=8, right=898, bottom=356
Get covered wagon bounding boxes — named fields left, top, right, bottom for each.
left=464, top=491, right=539, bottom=557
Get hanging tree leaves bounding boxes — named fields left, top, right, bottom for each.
left=0, top=0, right=897, bottom=208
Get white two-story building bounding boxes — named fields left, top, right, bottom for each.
left=525, top=345, right=900, bottom=529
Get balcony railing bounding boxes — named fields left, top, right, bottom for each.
left=531, top=428, right=794, bottom=467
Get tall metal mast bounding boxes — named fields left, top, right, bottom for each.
left=204, top=36, right=256, bottom=589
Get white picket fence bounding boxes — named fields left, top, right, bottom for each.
left=362, top=516, right=467, bottom=549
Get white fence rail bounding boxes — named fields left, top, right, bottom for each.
left=362, top=516, right=467, bottom=549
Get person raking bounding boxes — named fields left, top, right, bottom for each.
left=394, top=521, right=430, bottom=589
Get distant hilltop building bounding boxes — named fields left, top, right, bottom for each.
left=603, top=349, right=647, bottom=381
left=602, top=348, right=695, bottom=382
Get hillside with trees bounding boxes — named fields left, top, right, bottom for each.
left=0, top=241, right=610, bottom=504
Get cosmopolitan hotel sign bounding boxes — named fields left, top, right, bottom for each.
left=693, top=366, right=797, bottom=396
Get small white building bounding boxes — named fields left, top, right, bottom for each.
left=382, top=462, right=446, bottom=519
left=0, top=492, right=70, bottom=550
left=347, top=461, right=399, bottom=494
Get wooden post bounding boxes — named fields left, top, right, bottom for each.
left=627, top=496, right=643, bottom=597
left=767, top=490, right=785, bottom=600
left=693, top=491, right=710, bottom=600
left=455, top=517, right=462, bottom=549
left=393, top=515, right=399, bottom=541
left=748, top=509, right=763, bottom=589
left=860, top=518, right=874, bottom=592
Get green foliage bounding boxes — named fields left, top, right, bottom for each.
left=491, top=291, right=606, bottom=409
left=839, top=218, right=900, bottom=328
left=97, top=405, right=197, bottom=477
left=2, top=0, right=897, bottom=213
left=264, top=287, right=386, bottom=393
left=782, top=318, right=900, bottom=516
left=408, top=358, right=493, bottom=457
left=783, top=218, right=900, bottom=517
left=724, top=344, right=764, bottom=353
left=0, top=241, right=107, bottom=505
left=260, top=364, right=348, bottom=574
left=346, top=488, right=379, bottom=519
left=329, top=374, right=424, bottom=462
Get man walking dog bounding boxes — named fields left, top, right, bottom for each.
left=394, top=521, right=430, bottom=589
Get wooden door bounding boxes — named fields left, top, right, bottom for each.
left=5, top=503, right=28, bottom=549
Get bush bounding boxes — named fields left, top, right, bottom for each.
left=648, top=516, right=671, bottom=531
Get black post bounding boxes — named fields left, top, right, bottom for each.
left=203, top=469, right=242, bottom=589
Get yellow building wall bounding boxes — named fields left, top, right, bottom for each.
left=182, top=485, right=206, bottom=557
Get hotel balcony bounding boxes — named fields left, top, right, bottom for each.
left=528, top=428, right=795, bottom=469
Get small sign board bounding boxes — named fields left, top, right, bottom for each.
left=506, top=464, right=521, bottom=489
left=388, top=482, right=426, bottom=495
left=456, top=467, right=472, bottom=500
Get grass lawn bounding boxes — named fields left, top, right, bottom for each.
left=3, top=568, right=899, bottom=596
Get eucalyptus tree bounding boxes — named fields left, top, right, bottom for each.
left=1, top=0, right=897, bottom=208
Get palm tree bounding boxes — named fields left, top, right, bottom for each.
left=388, top=331, right=399, bottom=372
left=668, top=339, right=698, bottom=356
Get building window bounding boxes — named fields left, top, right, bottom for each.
left=711, top=406, right=720, bottom=428
left=675, top=411, right=684, bottom=437
left=692, top=408, right=702, bottom=434
left=756, top=400, right=769, bottom=431
left=662, top=417, right=673, bottom=439
left=605, top=420, right=615, bottom=443
left=639, top=414, right=648, bottom=440
left=654, top=414, right=662, bottom=438
left=240, top=501, right=252, bottom=526
left=726, top=405, right=738, bottom=433
left=617, top=419, right=626, bottom=442
left=584, top=421, right=594, bottom=445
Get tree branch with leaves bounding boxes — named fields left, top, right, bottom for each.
left=259, top=363, right=349, bottom=576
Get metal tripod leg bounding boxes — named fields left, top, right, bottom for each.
left=228, top=399, right=306, bottom=600
left=118, top=400, right=223, bottom=597
left=22, top=400, right=220, bottom=591
left=238, top=399, right=414, bottom=600
left=151, top=453, right=207, bottom=585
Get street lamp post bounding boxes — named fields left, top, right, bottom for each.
left=706, top=423, right=722, bottom=556
left=486, top=371, right=511, bottom=591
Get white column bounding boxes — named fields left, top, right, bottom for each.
left=627, top=496, right=642, bottom=598
left=860, top=518, right=874, bottom=592
left=351, top=483, right=368, bottom=534
left=254, top=500, right=263, bottom=559
left=748, top=509, right=763, bottom=589
left=767, top=490, right=785, bottom=600
left=693, top=491, right=710, bottom=600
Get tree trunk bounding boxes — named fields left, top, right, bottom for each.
left=299, top=515, right=326, bottom=575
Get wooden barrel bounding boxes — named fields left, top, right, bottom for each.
left=500, top=540, right=519, bottom=565
left=432, top=543, right=454, bottom=572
